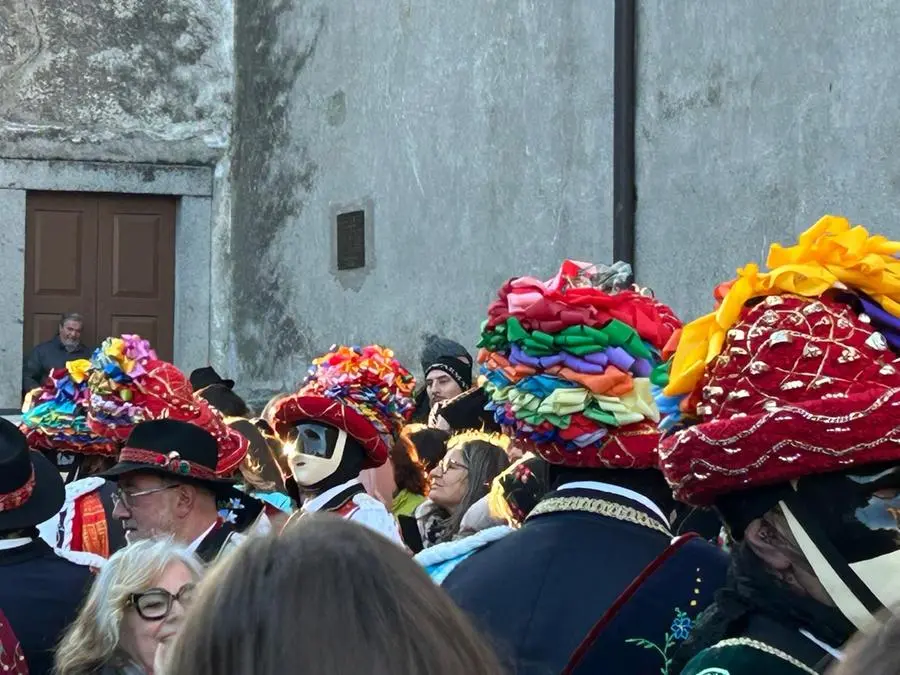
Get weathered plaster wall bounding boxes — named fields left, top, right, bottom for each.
left=230, top=1, right=615, bottom=399
left=636, top=0, right=900, bottom=323
left=0, top=0, right=232, bottom=164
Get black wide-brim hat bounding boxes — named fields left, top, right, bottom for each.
left=0, top=417, right=65, bottom=531
left=189, top=366, right=235, bottom=392
left=100, top=418, right=235, bottom=488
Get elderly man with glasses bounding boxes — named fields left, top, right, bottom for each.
left=103, top=419, right=255, bottom=564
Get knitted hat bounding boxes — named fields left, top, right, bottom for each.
left=84, top=335, right=248, bottom=477
left=479, top=259, right=681, bottom=468
left=658, top=216, right=900, bottom=505
left=268, top=345, right=416, bottom=468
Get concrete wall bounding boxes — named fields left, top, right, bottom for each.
left=0, top=0, right=233, bottom=164
left=636, top=0, right=900, bottom=323
left=230, top=1, right=615, bottom=400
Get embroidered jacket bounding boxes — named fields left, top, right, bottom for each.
left=303, top=478, right=405, bottom=547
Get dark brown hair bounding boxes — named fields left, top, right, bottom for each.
left=402, top=424, right=450, bottom=473
left=391, top=437, right=428, bottom=497
left=167, top=514, right=507, bottom=675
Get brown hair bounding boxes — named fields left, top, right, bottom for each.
left=167, top=514, right=507, bottom=675
left=391, top=435, right=428, bottom=497
left=402, top=424, right=450, bottom=473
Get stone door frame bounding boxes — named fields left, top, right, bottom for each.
left=0, top=158, right=214, bottom=410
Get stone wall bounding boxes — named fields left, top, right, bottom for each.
left=636, top=0, right=900, bottom=323
left=229, top=0, right=616, bottom=399
left=0, top=0, right=233, bottom=164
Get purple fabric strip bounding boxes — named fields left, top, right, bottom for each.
left=606, top=347, right=634, bottom=372
left=858, top=295, right=900, bottom=351
left=582, top=352, right=609, bottom=366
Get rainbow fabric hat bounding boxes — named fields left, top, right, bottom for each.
left=269, top=345, right=416, bottom=468
left=479, top=260, right=681, bottom=468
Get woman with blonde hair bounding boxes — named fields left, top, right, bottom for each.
left=55, top=539, right=203, bottom=675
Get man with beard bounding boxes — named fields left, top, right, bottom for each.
left=659, top=216, right=900, bottom=673
left=22, top=313, right=92, bottom=395
left=106, top=419, right=251, bottom=563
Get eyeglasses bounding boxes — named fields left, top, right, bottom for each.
left=111, top=484, right=178, bottom=509
left=436, top=458, right=468, bottom=476
left=129, top=583, right=196, bottom=621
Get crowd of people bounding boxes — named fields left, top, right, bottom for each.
left=2, top=214, right=900, bottom=674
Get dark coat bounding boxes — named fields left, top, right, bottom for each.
left=442, top=488, right=728, bottom=675
left=22, top=336, right=92, bottom=394
left=0, top=539, right=92, bottom=675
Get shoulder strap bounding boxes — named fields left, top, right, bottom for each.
left=562, top=533, right=699, bottom=675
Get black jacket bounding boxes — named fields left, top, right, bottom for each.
left=22, top=337, right=92, bottom=394
left=0, top=539, right=92, bottom=675
left=442, top=488, right=728, bottom=675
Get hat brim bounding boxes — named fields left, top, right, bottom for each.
left=99, top=461, right=236, bottom=486
left=270, top=395, right=389, bottom=468
left=0, top=451, right=65, bottom=531
left=660, top=386, right=900, bottom=506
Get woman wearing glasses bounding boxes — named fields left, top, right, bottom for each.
left=414, top=432, right=509, bottom=549
left=55, top=539, right=202, bottom=675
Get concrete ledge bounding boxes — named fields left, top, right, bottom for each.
left=0, top=158, right=213, bottom=196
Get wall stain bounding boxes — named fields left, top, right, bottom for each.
left=231, top=1, right=326, bottom=384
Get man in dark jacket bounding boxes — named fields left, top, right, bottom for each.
left=0, top=418, right=93, bottom=675
left=22, top=313, right=92, bottom=395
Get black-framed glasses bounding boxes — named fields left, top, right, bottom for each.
left=129, top=583, right=196, bottom=621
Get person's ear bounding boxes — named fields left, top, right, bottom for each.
left=174, top=484, right=196, bottom=517
left=744, top=517, right=793, bottom=572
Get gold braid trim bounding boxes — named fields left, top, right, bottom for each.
left=710, top=638, right=818, bottom=675
left=526, top=496, right=672, bottom=536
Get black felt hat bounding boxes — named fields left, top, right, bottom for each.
left=189, top=366, right=235, bottom=392
left=100, top=419, right=234, bottom=486
left=0, top=418, right=65, bottom=530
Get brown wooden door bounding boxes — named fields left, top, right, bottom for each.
left=25, top=192, right=176, bottom=361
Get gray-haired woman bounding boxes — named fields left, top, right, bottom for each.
left=55, top=539, right=203, bottom=675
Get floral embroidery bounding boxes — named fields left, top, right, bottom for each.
left=626, top=607, right=694, bottom=675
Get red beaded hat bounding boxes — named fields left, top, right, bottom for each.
left=269, top=345, right=416, bottom=469
left=659, top=216, right=900, bottom=505
left=85, top=336, right=248, bottom=477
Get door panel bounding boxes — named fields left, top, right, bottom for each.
left=24, top=194, right=99, bottom=350
left=97, top=197, right=175, bottom=361
left=24, top=192, right=176, bottom=363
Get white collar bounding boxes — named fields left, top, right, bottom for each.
left=556, top=481, right=670, bottom=525
left=303, top=478, right=361, bottom=513
left=799, top=628, right=844, bottom=661
left=187, top=521, right=218, bottom=554
left=0, top=536, right=34, bottom=551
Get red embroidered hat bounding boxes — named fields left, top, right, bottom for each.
left=269, top=345, right=416, bottom=469
left=85, top=337, right=248, bottom=478
left=659, top=217, right=900, bottom=505
left=478, top=260, right=682, bottom=469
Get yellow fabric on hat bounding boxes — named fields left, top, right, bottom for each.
left=665, top=215, right=900, bottom=396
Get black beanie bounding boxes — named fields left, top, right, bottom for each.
left=425, top=355, right=472, bottom=392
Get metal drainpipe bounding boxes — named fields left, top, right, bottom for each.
left=612, top=0, right=637, bottom=271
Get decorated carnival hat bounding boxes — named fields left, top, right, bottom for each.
left=478, top=259, right=681, bottom=469
left=20, top=360, right=118, bottom=457
left=85, top=336, right=248, bottom=477
left=269, top=345, right=416, bottom=468
left=658, top=216, right=900, bottom=506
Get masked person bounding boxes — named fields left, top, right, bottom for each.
left=439, top=260, right=728, bottom=675
left=268, top=345, right=415, bottom=545
left=658, top=216, right=900, bottom=674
